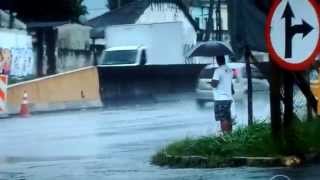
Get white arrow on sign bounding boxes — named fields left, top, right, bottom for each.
left=266, top=0, right=320, bottom=71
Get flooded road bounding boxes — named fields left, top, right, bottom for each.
left=0, top=93, right=318, bottom=180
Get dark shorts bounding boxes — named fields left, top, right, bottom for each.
left=214, top=100, right=232, bottom=121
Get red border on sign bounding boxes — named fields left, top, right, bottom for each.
left=265, top=0, right=320, bottom=71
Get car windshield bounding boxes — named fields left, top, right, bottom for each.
left=101, top=50, right=138, bottom=65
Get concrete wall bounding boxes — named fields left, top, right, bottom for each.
left=32, top=23, right=94, bottom=76
left=56, top=49, right=93, bottom=73
left=55, top=23, right=94, bottom=73
left=56, top=23, right=92, bottom=50
left=7, top=66, right=102, bottom=114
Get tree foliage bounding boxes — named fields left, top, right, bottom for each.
left=0, top=0, right=87, bottom=22
left=254, top=0, right=272, bottom=14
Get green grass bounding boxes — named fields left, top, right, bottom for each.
left=294, top=120, right=320, bottom=152
left=152, top=120, right=320, bottom=168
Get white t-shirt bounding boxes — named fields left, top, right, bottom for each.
left=212, top=65, right=233, bottom=101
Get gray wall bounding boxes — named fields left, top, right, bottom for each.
left=56, top=49, right=93, bottom=73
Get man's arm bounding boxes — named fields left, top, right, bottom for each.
left=210, top=68, right=220, bottom=88
left=232, top=83, right=235, bottom=95
left=209, top=80, right=219, bottom=88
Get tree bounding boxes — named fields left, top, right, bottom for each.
left=254, top=0, right=272, bottom=14
left=0, top=0, right=87, bottom=22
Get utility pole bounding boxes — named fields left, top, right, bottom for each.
left=117, top=0, right=121, bottom=9
left=215, top=0, right=222, bottom=41
left=8, top=0, right=14, bottom=29
left=245, top=47, right=253, bottom=126
left=204, top=0, right=214, bottom=41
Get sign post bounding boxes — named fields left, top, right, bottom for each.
left=265, top=0, right=320, bottom=140
left=266, top=0, right=320, bottom=71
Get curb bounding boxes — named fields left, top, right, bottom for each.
left=154, top=152, right=320, bottom=168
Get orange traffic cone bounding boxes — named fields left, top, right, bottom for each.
left=19, top=91, right=30, bottom=117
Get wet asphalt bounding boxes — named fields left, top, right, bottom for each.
left=0, top=93, right=319, bottom=180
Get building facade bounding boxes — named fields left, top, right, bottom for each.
left=189, top=0, right=229, bottom=42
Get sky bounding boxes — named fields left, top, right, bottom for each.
left=83, top=0, right=108, bottom=20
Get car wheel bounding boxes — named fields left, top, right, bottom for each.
left=196, top=100, right=206, bottom=108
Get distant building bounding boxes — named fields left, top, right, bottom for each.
left=189, top=0, right=229, bottom=42
left=0, top=9, right=26, bottom=30
left=27, top=22, right=93, bottom=75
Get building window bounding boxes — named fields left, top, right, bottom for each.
left=204, top=17, right=208, bottom=28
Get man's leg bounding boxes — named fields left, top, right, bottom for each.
left=220, top=119, right=232, bottom=133
left=220, top=119, right=228, bottom=132
left=214, top=101, right=223, bottom=133
left=220, top=101, right=233, bottom=133
left=215, top=101, right=233, bottom=133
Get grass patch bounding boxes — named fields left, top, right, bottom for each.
left=152, top=120, right=320, bottom=168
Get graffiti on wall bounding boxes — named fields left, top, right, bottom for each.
left=10, top=48, right=34, bottom=77
left=0, top=48, right=11, bottom=75
left=0, top=47, right=34, bottom=77
left=0, top=31, right=35, bottom=77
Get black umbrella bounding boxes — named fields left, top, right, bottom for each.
left=188, top=41, right=234, bottom=57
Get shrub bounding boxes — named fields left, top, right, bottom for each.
left=152, top=120, right=320, bottom=168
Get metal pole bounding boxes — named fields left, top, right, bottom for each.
left=36, top=30, right=44, bottom=77
left=306, top=71, right=313, bottom=120
left=92, top=38, right=97, bottom=66
left=283, top=71, right=294, bottom=128
left=117, top=0, right=121, bottom=8
left=215, top=0, right=222, bottom=41
left=245, top=47, right=253, bottom=126
left=9, top=11, right=14, bottom=29
left=8, top=0, right=14, bottom=29
left=270, top=58, right=282, bottom=139
left=204, top=0, right=214, bottom=41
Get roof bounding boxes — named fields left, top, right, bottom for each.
left=106, top=45, right=143, bottom=51
left=26, top=21, right=70, bottom=29
left=87, top=0, right=199, bottom=39
left=0, top=9, right=26, bottom=30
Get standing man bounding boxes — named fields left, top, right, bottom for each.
left=210, top=56, right=234, bottom=133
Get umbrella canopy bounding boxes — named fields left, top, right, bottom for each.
left=188, top=41, right=234, bottom=57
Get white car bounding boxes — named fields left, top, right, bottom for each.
left=196, top=63, right=269, bottom=108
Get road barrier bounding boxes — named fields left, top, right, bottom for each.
left=6, top=65, right=204, bottom=114
left=0, top=75, right=8, bottom=117
left=97, top=65, right=205, bottom=105
left=7, top=66, right=102, bottom=114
